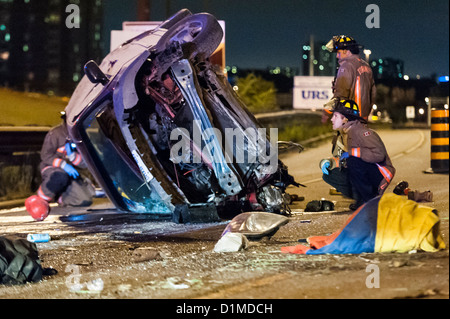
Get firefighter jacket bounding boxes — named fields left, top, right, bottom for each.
left=332, top=54, right=376, bottom=120
left=320, top=120, right=395, bottom=194
left=39, top=123, right=85, bottom=173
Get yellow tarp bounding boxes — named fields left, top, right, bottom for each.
left=375, top=193, right=446, bottom=253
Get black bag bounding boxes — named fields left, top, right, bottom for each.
left=0, top=236, right=43, bottom=285
left=304, top=200, right=334, bottom=212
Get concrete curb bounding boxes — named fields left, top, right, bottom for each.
left=0, top=198, right=26, bottom=210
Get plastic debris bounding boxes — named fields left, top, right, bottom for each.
left=213, top=232, right=249, bottom=252
left=27, top=233, right=51, bottom=243
left=221, top=212, right=289, bottom=239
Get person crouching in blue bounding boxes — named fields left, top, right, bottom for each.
left=319, top=99, right=395, bottom=210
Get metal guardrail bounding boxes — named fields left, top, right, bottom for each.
left=0, top=126, right=50, bottom=156
left=254, top=109, right=319, bottom=120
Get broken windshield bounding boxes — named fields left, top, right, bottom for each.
left=81, top=99, right=172, bottom=215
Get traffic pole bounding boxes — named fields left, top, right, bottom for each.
left=425, top=108, right=449, bottom=174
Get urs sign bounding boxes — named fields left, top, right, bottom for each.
left=293, top=76, right=334, bottom=110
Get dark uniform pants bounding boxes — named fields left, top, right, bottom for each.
left=39, top=167, right=95, bottom=206
left=323, top=157, right=383, bottom=206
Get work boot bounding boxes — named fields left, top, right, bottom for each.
left=393, top=181, right=410, bottom=195
left=408, top=190, right=433, bottom=202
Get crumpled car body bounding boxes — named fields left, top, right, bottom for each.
left=65, top=9, right=299, bottom=219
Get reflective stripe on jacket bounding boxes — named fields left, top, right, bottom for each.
left=344, top=120, right=395, bottom=194
left=333, top=54, right=376, bottom=120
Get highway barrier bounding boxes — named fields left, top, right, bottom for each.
left=427, top=108, right=449, bottom=173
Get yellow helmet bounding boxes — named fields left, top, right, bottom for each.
left=326, top=35, right=358, bottom=52
left=334, top=99, right=363, bottom=121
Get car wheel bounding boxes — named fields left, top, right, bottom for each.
left=157, top=13, right=223, bottom=60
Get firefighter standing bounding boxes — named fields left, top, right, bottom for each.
left=323, top=35, right=376, bottom=123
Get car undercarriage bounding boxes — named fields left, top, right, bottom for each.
left=65, top=9, right=300, bottom=221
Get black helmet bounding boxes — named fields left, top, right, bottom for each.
left=326, top=35, right=359, bottom=53
left=333, top=99, right=364, bottom=121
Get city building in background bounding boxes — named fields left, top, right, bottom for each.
left=300, top=36, right=406, bottom=82
left=301, top=36, right=336, bottom=76
left=370, top=57, right=405, bottom=81
left=0, top=0, right=104, bottom=95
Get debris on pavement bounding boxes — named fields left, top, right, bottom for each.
left=213, top=232, right=249, bottom=252
left=393, top=180, right=434, bottom=202
left=213, top=212, right=290, bottom=252
left=132, top=247, right=164, bottom=262
left=283, top=193, right=305, bottom=205
left=304, top=199, right=335, bottom=212
left=408, top=190, right=433, bottom=202
left=27, top=233, right=51, bottom=243
left=220, top=212, right=289, bottom=239
left=393, top=180, right=410, bottom=195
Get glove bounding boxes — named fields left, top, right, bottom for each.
left=340, top=152, right=349, bottom=160
left=63, top=163, right=79, bottom=179
left=321, top=161, right=330, bottom=175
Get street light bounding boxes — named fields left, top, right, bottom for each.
left=363, top=49, right=372, bottom=62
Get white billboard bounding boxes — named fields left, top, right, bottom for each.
left=293, top=76, right=334, bottom=110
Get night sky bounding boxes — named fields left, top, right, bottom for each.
left=103, top=0, right=449, bottom=79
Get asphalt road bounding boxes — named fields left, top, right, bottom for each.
left=0, top=128, right=448, bottom=304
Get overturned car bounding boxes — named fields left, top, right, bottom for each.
left=65, top=9, right=299, bottom=221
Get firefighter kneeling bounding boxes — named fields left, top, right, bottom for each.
left=25, top=113, right=95, bottom=221
left=319, top=99, right=395, bottom=210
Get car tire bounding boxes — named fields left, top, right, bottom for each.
left=157, top=13, right=223, bottom=60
